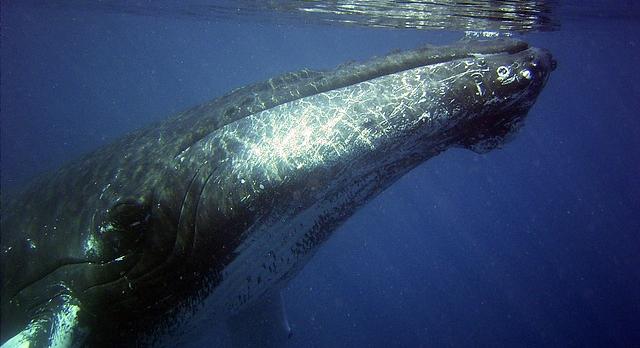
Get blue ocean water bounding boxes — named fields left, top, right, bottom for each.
left=1, top=2, right=639, bottom=347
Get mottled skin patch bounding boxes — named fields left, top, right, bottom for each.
left=1, top=39, right=554, bottom=346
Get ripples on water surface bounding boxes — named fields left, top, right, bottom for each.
left=17, top=0, right=564, bottom=32
left=21, top=0, right=640, bottom=33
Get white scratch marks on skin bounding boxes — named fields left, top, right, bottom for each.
left=98, top=183, right=112, bottom=200
left=222, top=63, right=459, bottom=185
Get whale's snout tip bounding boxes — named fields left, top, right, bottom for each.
left=539, top=48, right=557, bottom=71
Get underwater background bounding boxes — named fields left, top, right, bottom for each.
left=1, top=1, right=639, bottom=347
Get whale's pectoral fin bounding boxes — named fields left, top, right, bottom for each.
left=227, top=291, right=292, bottom=348
left=1, top=292, right=86, bottom=348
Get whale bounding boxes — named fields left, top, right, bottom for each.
left=1, top=38, right=554, bottom=347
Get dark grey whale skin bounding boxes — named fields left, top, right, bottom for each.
left=0, top=38, right=554, bottom=346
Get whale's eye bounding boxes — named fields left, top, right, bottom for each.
left=95, top=200, right=149, bottom=260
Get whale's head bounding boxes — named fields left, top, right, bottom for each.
left=451, top=45, right=556, bottom=153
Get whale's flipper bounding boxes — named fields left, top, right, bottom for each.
left=1, top=293, right=85, bottom=348
left=227, top=291, right=292, bottom=348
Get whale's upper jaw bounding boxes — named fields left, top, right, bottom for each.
left=310, top=38, right=532, bottom=92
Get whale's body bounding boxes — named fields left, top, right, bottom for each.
left=1, top=39, right=554, bottom=347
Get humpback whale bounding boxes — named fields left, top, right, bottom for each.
left=1, top=38, right=554, bottom=347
